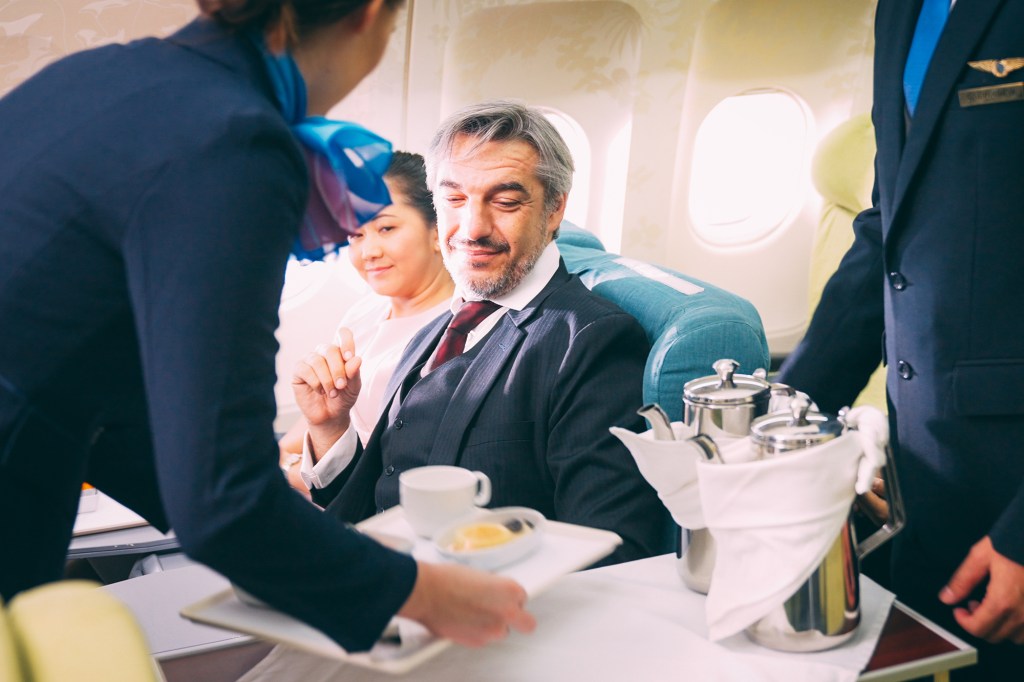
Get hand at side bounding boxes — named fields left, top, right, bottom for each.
left=940, top=536, right=1024, bottom=644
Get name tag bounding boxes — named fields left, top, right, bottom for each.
left=958, top=82, right=1024, bottom=107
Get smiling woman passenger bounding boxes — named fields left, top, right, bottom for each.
left=280, top=152, right=454, bottom=473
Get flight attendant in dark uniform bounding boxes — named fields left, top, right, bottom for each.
left=0, top=0, right=533, bottom=651
left=779, top=0, right=1024, bottom=677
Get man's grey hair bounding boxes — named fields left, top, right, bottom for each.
left=426, top=100, right=574, bottom=217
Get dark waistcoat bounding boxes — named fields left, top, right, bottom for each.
left=373, top=343, right=485, bottom=509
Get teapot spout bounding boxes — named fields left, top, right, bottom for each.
left=637, top=403, right=675, bottom=441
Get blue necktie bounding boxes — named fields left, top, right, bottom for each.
left=903, top=0, right=950, bottom=116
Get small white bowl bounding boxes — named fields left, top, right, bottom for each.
left=433, top=507, right=545, bottom=571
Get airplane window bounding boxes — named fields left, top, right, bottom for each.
left=689, top=90, right=813, bottom=247
left=538, top=107, right=591, bottom=231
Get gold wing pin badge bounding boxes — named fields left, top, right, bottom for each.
left=968, top=58, right=1024, bottom=78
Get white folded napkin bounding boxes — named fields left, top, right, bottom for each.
left=697, top=407, right=887, bottom=640
left=609, top=422, right=708, bottom=529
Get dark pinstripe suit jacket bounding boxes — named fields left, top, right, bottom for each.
left=315, top=261, right=671, bottom=563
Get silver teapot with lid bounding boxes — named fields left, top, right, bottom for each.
left=675, top=359, right=794, bottom=593
left=741, top=398, right=906, bottom=652
left=683, top=358, right=792, bottom=441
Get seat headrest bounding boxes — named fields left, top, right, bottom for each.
left=811, top=114, right=875, bottom=214
left=557, top=225, right=769, bottom=421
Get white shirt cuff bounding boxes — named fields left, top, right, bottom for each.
left=299, top=426, right=358, bottom=490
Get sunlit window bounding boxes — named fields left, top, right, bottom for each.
left=689, top=90, right=813, bottom=247
left=538, top=107, right=591, bottom=229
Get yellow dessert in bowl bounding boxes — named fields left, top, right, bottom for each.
left=434, top=508, right=545, bottom=570
left=448, top=520, right=533, bottom=552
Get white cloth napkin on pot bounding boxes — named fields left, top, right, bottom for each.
left=697, top=406, right=888, bottom=640
left=610, top=422, right=714, bottom=529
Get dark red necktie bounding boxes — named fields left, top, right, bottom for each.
left=426, top=300, right=500, bottom=372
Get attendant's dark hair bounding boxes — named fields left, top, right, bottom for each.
left=197, top=0, right=402, bottom=38
left=385, top=152, right=436, bottom=227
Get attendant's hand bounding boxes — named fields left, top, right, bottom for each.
left=940, top=536, right=1024, bottom=644
left=854, top=477, right=888, bottom=526
left=398, top=562, right=536, bottom=647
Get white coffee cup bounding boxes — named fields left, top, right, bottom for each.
left=399, top=466, right=492, bottom=538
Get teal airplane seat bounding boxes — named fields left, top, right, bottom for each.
left=556, top=224, right=770, bottom=421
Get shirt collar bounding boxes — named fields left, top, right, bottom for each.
left=451, top=241, right=561, bottom=313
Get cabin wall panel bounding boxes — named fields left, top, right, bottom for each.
left=2, top=0, right=880, bottom=407
left=397, top=0, right=715, bottom=258
left=0, top=0, right=197, bottom=98
left=666, top=0, right=876, bottom=355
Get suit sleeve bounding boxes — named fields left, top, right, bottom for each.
left=546, top=312, right=671, bottom=563
left=121, top=118, right=415, bottom=652
left=776, top=174, right=887, bottom=414
left=991, top=486, right=1024, bottom=564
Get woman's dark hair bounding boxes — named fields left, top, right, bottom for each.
left=385, top=151, right=436, bottom=228
left=197, top=0, right=402, bottom=37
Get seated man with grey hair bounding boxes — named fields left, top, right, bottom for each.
left=292, top=100, right=668, bottom=563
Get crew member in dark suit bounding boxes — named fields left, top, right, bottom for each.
left=292, top=101, right=669, bottom=563
left=0, top=0, right=535, bottom=652
left=779, top=0, right=1024, bottom=675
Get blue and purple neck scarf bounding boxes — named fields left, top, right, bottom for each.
left=253, top=35, right=392, bottom=261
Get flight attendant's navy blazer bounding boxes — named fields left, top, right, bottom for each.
left=781, top=0, right=1024, bottom=627
left=0, top=18, right=415, bottom=651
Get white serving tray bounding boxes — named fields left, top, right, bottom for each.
left=73, top=490, right=148, bottom=536
left=180, top=506, right=622, bottom=674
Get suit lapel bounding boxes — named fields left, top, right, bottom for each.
left=380, top=313, right=450, bottom=404
left=427, top=263, right=573, bottom=466
left=427, top=317, right=526, bottom=466
left=890, top=0, right=1005, bottom=229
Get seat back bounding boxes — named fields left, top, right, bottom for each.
left=557, top=224, right=770, bottom=421
left=2, top=581, right=161, bottom=682
left=0, top=599, right=19, bottom=682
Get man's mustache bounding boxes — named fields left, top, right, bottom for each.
left=447, top=236, right=511, bottom=254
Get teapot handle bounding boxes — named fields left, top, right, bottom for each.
left=856, top=444, right=907, bottom=560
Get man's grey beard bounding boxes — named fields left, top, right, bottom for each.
left=444, top=235, right=546, bottom=299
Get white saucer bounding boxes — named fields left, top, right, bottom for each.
left=433, top=507, right=545, bottom=571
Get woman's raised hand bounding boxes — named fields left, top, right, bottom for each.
left=291, top=328, right=362, bottom=437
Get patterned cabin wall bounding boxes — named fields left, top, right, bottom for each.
left=1, top=0, right=878, bottom=359
left=667, top=0, right=876, bottom=353
left=0, top=0, right=198, bottom=97
left=393, top=0, right=718, bottom=262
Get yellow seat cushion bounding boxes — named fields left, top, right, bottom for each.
left=0, top=598, right=23, bottom=682
left=7, top=581, right=159, bottom=682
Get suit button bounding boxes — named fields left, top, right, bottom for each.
left=897, top=360, right=914, bottom=380
left=384, top=465, right=395, bottom=476
left=394, top=418, right=404, bottom=429
left=888, top=272, right=907, bottom=291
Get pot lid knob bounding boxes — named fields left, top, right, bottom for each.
left=712, top=358, right=740, bottom=389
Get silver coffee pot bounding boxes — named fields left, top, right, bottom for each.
left=740, top=398, right=905, bottom=652
left=675, top=359, right=793, bottom=593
